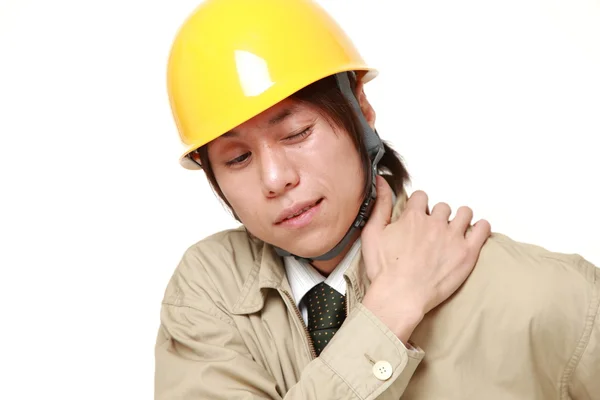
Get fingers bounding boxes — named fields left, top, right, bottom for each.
left=363, top=176, right=394, bottom=235
left=431, top=202, right=451, bottom=221
left=406, top=190, right=429, bottom=214
left=450, top=206, right=473, bottom=233
left=466, top=219, right=492, bottom=249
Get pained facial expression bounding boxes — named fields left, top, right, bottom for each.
left=207, top=98, right=366, bottom=258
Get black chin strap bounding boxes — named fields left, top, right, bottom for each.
left=274, top=72, right=385, bottom=263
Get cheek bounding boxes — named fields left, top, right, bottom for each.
left=213, top=171, right=243, bottom=209
left=328, top=142, right=364, bottom=183
left=219, top=175, right=264, bottom=223
left=221, top=182, right=248, bottom=211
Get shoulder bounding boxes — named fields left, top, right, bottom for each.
left=467, top=232, right=599, bottom=329
left=161, top=226, right=266, bottom=311
left=412, top=232, right=599, bottom=390
left=477, top=232, right=598, bottom=288
left=183, top=226, right=265, bottom=272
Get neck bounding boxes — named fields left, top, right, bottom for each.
left=310, top=229, right=361, bottom=277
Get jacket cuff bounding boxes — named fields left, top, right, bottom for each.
left=318, top=303, right=424, bottom=399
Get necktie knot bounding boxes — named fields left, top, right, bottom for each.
left=304, top=282, right=346, bottom=355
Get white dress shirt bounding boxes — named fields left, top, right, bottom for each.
left=283, top=239, right=362, bottom=325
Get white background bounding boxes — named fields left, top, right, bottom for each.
left=1, top=0, right=598, bottom=398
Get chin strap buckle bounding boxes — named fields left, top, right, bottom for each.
left=355, top=189, right=376, bottom=228
left=355, top=146, right=384, bottom=228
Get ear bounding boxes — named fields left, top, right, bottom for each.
left=354, top=80, right=376, bottom=129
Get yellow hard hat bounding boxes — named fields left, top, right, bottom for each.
left=167, top=0, right=378, bottom=169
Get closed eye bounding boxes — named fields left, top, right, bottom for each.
left=224, top=126, right=312, bottom=167
left=284, top=126, right=313, bottom=142
left=225, top=152, right=251, bottom=166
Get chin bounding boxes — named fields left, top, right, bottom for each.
left=279, top=233, right=343, bottom=259
left=285, top=246, right=328, bottom=259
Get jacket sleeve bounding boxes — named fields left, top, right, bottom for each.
left=568, top=260, right=600, bottom=400
left=155, top=290, right=424, bottom=399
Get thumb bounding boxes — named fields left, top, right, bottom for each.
left=363, top=175, right=393, bottom=237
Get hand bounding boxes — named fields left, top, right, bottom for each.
left=361, top=176, right=491, bottom=343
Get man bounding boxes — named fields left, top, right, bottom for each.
left=155, top=0, right=599, bottom=398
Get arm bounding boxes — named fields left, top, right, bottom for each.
left=155, top=297, right=424, bottom=400
left=568, top=260, right=600, bottom=400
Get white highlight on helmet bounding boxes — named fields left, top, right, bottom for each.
left=234, top=50, right=275, bottom=97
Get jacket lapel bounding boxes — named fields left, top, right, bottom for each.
left=231, top=241, right=288, bottom=315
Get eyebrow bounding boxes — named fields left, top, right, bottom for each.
left=268, top=106, right=296, bottom=125
left=222, top=106, right=297, bottom=138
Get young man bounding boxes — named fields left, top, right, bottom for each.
left=155, top=0, right=599, bottom=398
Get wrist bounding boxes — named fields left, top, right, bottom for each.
left=362, top=285, right=424, bottom=344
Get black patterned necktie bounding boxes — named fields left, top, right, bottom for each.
left=304, top=282, right=347, bottom=356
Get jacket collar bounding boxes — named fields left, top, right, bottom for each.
left=231, top=188, right=409, bottom=315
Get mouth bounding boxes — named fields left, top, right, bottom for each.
left=275, top=198, right=324, bottom=225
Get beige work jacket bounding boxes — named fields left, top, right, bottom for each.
left=155, top=194, right=599, bottom=399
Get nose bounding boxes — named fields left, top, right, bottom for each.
left=258, top=147, right=299, bottom=197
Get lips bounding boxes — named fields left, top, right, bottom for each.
left=275, top=198, right=323, bottom=224
left=284, top=205, right=314, bottom=220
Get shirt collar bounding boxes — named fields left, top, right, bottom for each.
left=283, top=238, right=362, bottom=308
